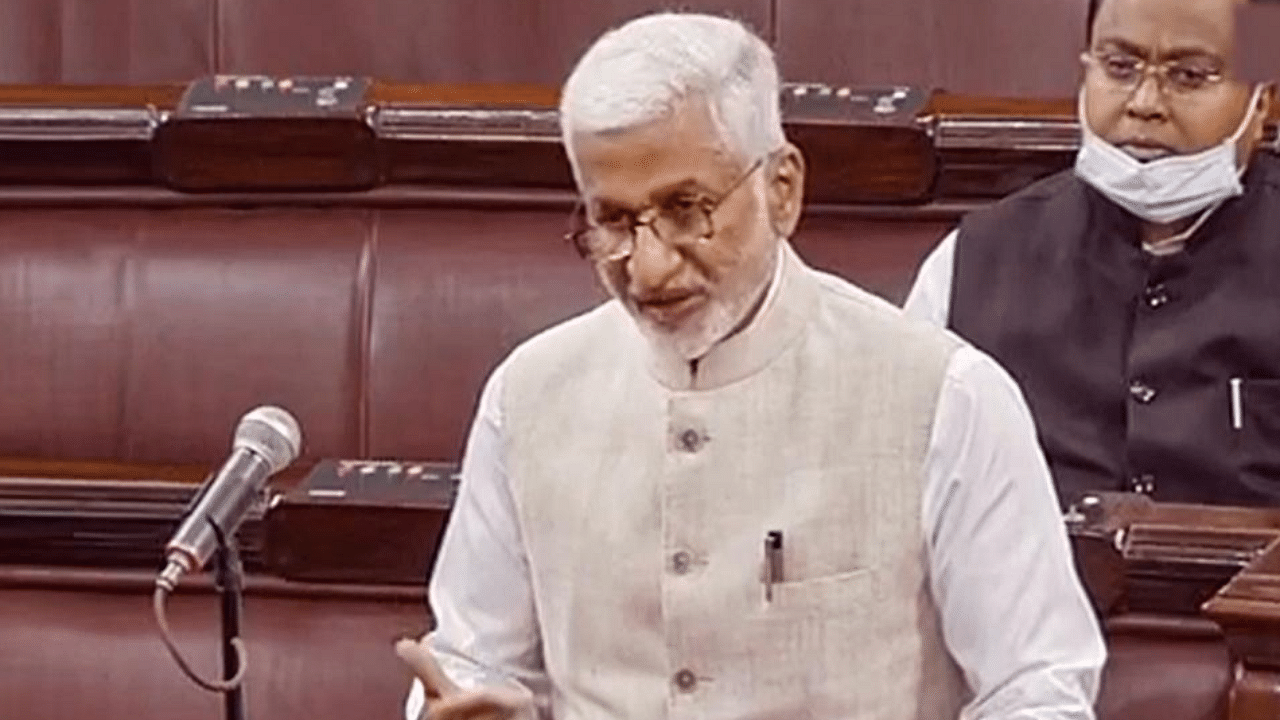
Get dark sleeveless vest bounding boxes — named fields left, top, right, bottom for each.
left=951, top=153, right=1280, bottom=507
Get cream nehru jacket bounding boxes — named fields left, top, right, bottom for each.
left=500, top=242, right=965, bottom=720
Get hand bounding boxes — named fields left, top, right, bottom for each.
left=395, top=638, right=534, bottom=720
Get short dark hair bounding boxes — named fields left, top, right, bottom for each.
left=1086, top=0, right=1102, bottom=41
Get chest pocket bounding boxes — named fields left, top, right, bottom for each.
left=1235, top=379, right=1280, bottom=502
left=769, top=566, right=873, bottom=616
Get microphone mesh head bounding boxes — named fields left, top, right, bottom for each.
left=234, top=406, right=303, bottom=473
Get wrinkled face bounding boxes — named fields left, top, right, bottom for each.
left=1083, top=0, right=1269, bottom=162
left=569, top=101, right=802, bottom=360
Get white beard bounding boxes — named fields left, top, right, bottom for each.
left=630, top=295, right=741, bottom=360
left=611, top=239, right=782, bottom=362
left=628, top=260, right=776, bottom=361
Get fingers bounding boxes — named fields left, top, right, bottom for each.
left=424, top=686, right=531, bottom=720
left=393, top=639, right=533, bottom=720
left=394, top=638, right=460, bottom=699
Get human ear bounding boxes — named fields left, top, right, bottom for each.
left=766, top=143, right=806, bottom=238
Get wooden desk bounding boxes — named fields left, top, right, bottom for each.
left=0, top=469, right=432, bottom=720
left=1071, top=493, right=1280, bottom=720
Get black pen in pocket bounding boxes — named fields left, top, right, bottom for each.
left=763, top=530, right=784, bottom=602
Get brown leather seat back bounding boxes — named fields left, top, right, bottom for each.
left=0, top=204, right=945, bottom=465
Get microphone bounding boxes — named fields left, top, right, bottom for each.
left=157, top=406, right=302, bottom=592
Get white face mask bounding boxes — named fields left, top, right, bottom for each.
left=1074, top=85, right=1262, bottom=224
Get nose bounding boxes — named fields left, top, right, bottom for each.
left=625, top=225, right=684, bottom=296
left=1124, top=73, right=1169, bottom=122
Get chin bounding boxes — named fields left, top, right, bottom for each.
left=631, top=299, right=739, bottom=361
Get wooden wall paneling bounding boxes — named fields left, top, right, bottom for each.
left=0, top=0, right=1090, bottom=89
left=216, top=0, right=774, bottom=84
left=776, top=0, right=937, bottom=89
left=0, top=0, right=214, bottom=83
left=776, top=0, right=1084, bottom=97
left=930, top=0, right=1086, bottom=97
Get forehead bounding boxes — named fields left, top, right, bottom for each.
left=569, top=100, right=739, bottom=204
left=1092, top=0, right=1241, bottom=56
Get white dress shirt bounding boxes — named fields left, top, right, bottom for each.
left=903, top=228, right=957, bottom=326
left=408, top=288, right=1106, bottom=718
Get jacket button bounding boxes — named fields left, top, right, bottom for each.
left=677, top=428, right=705, bottom=452
left=1129, top=380, right=1157, bottom=404
left=671, top=551, right=692, bottom=575
left=672, top=669, right=698, bottom=692
left=1130, top=474, right=1156, bottom=495
left=1144, top=284, right=1170, bottom=308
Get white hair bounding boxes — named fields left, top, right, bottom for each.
left=559, top=12, right=785, bottom=178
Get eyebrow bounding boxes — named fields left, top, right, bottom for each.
left=1096, top=37, right=1224, bottom=64
left=591, top=178, right=712, bottom=214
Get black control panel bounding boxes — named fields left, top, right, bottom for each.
left=780, top=83, right=927, bottom=124
left=175, top=75, right=372, bottom=118
left=290, top=458, right=459, bottom=507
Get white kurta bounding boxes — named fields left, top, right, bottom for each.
left=410, top=243, right=1104, bottom=720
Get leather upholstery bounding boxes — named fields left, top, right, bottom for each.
left=1099, top=632, right=1231, bottom=720
left=0, top=203, right=945, bottom=466
left=0, top=584, right=426, bottom=720
left=0, top=201, right=988, bottom=720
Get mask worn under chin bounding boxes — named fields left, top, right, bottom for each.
left=1074, top=85, right=1262, bottom=224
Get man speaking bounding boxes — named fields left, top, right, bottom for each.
left=399, top=11, right=1104, bottom=720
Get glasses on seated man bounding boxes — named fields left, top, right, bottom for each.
left=1083, top=47, right=1226, bottom=95
left=904, top=0, right=1280, bottom=508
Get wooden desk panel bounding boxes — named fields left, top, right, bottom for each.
left=0, top=81, right=1068, bottom=201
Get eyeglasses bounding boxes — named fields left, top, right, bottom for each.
left=565, top=156, right=767, bottom=263
left=1083, top=49, right=1226, bottom=96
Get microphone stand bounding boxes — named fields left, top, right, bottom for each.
left=210, top=519, right=248, bottom=720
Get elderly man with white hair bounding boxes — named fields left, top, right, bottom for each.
left=396, top=11, right=1105, bottom=720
